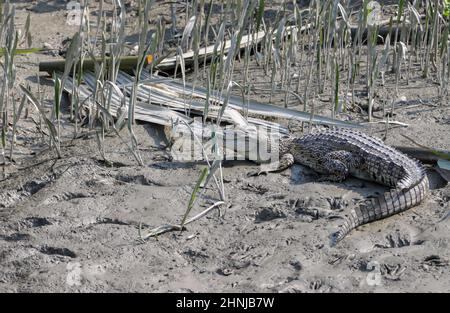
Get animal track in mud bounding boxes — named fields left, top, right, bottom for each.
left=0, top=233, right=32, bottom=242
left=39, top=245, right=77, bottom=258
left=44, top=191, right=90, bottom=204
left=309, top=279, right=324, bottom=291
left=354, top=259, right=407, bottom=281
left=384, top=233, right=411, bottom=248
left=255, top=207, right=287, bottom=223
left=61, top=191, right=90, bottom=201
left=22, top=217, right=53, bottom=228
left=375, top=232, right=424, bottom=248
left=115, top=174, right=164, bottom=186
left=183, top=248, right=210, bottom=260
left=380, top=263, right=407, bottom=281
left=20, top=178, right=51, bottom=196
left=241, top=183, right=269, bottom=195
left=95, top=159, right=129, bottom=168
left=289, top=259, right=303, bottom=271
left=291, top=198, right=334, bottom=220
left=0, top=175, right=54, bottom=208
left=422, top=255, right=449, bottom=268
left=0, top=190, right=21, bottom=208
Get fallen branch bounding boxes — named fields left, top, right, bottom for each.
left=363, top=120, right=409, bottom=127
left=394, top=146, right=450, bottom=164
left=401, top=134, right=450, bottom=162
left=138, top=201, right=224, bottom=240
left=39, top=30, right=266, bottom=74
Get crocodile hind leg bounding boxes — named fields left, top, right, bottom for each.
left=316, top=150, right=358, bottom=182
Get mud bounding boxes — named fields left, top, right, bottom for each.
left=0, top=0, right=449, bottom=292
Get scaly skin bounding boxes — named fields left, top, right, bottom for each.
left=276, top=129, right=429, bottom=245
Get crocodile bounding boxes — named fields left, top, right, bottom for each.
left=269, top=128, right=429, bottom=245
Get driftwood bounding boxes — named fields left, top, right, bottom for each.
left=39, top=30, right=267, bottom=75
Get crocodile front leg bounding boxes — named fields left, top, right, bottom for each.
left=248, top=153, right=295, bottom=176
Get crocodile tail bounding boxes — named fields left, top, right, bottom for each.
left=330, top=210, right=358, bottom=246
left=331, top=174, right=429, bottom=246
